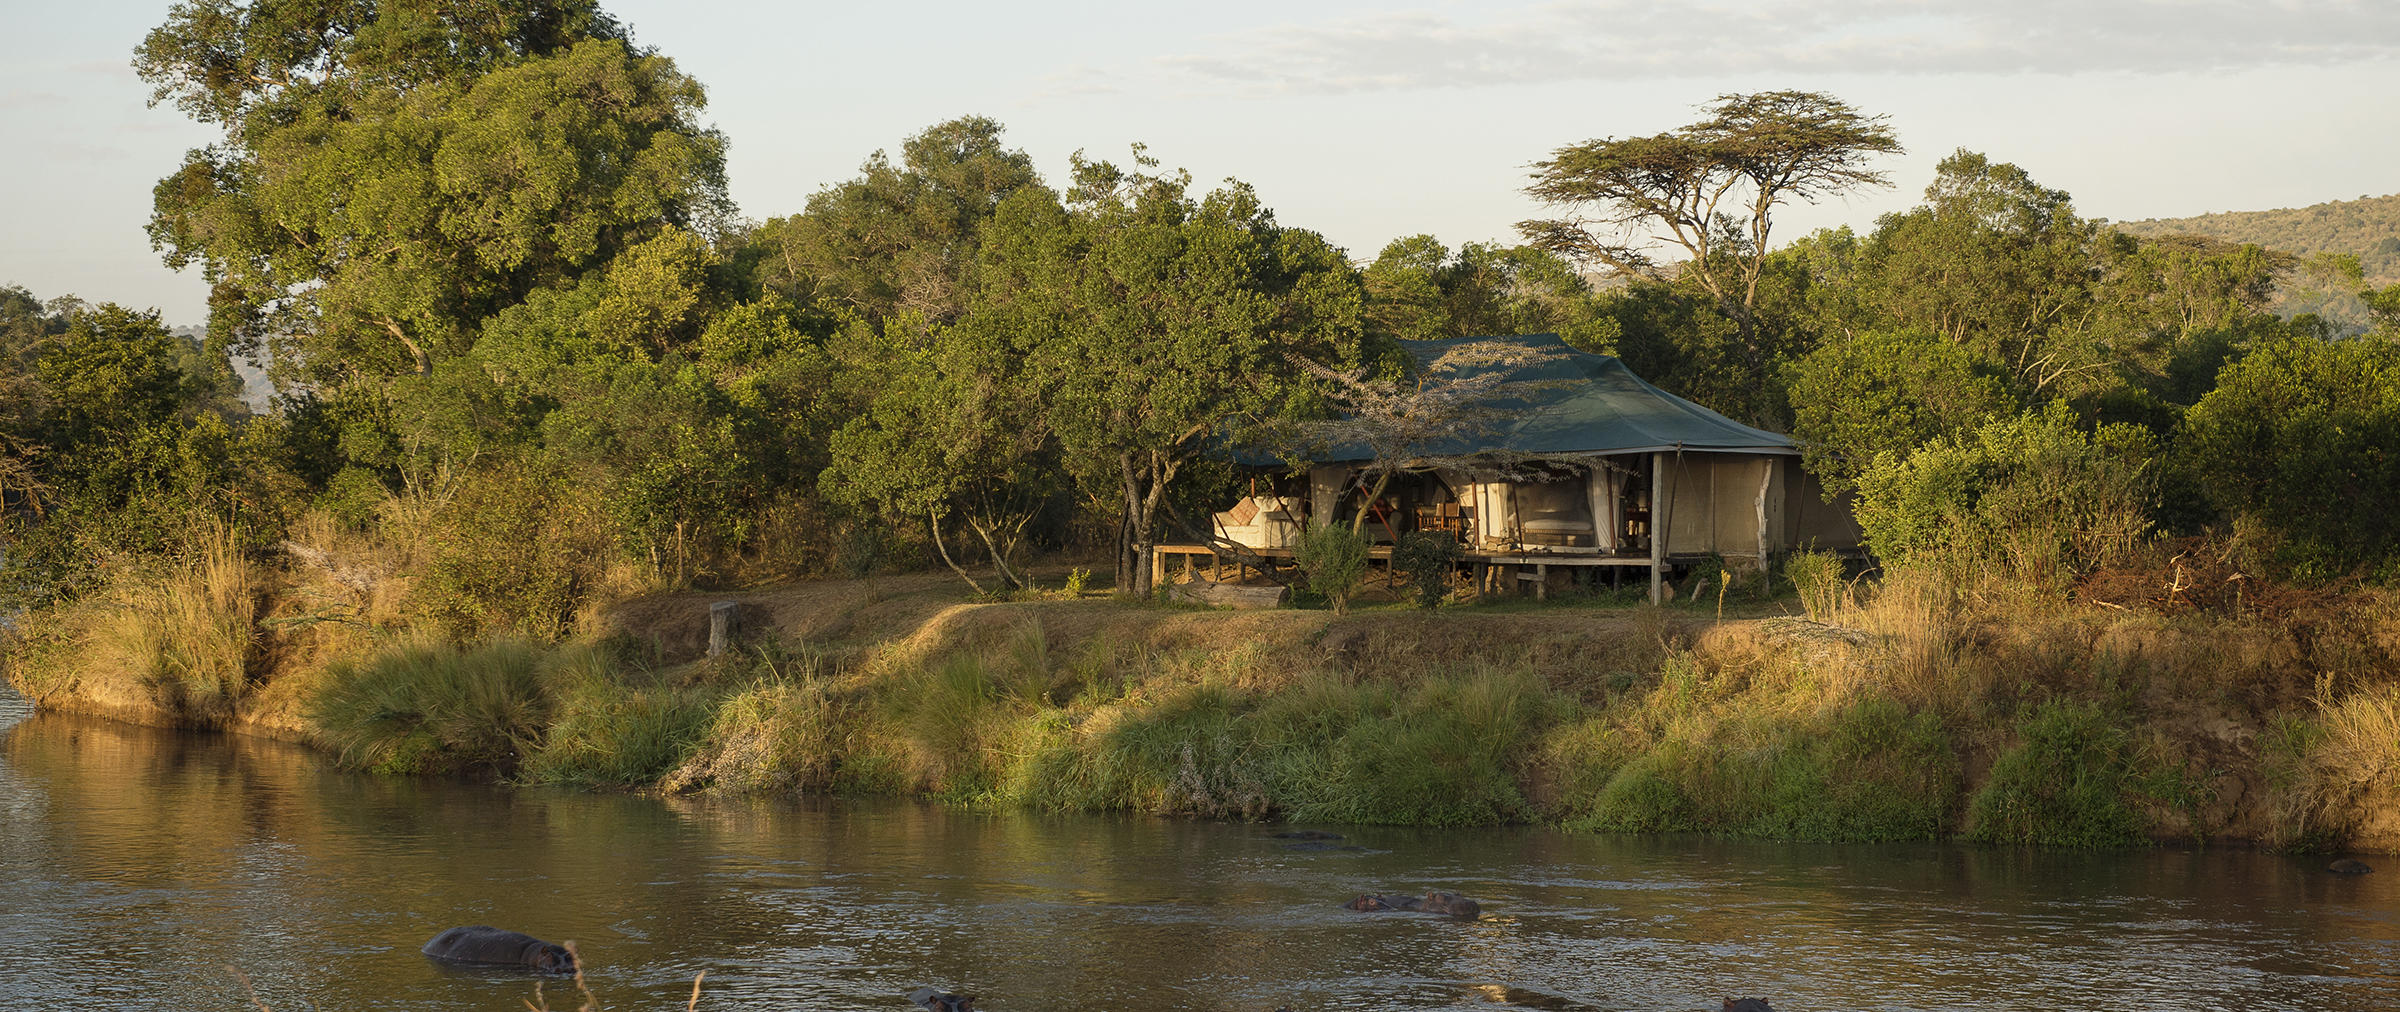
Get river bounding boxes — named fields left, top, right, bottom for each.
left=1, top=685, right=2393, bottom=1011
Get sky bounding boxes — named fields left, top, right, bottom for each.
left=3, top=0, right=2396, bottom=326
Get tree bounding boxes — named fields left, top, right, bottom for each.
left=1854, top=404, right=2154, bottom=587
left=1784, top=328, right=2015, bottom=493
left=138, top=1, right=729, bottom=385
left=1289, top=338, right=1571, bottom=531
left=1520, top=91, right=1901, bottom=419
left=819, top=311, right=1064, bottom=594
left=2179, top=335, right=2400, bottom=577
left=1361, top=237, right=1618, bottom=351
left=748, top=117, right=1038, bottom=328
left=982, top=151, right=1366, bottom=595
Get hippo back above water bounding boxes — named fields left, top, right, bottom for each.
left=421, top=926, right=577, bottom=974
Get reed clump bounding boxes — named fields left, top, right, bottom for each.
left=6, top=528, right=260, bottom=726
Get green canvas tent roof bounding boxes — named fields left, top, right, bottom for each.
left=1297, top=333, right=1797, bottom=463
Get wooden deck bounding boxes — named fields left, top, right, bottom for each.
left=1151, top=543, right=1703, bottom=601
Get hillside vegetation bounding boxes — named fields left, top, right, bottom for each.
left=2115, top=193, right=2400, bottom=335
left=2115, top=192, right=2400, bottom=283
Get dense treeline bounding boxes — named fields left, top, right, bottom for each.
left=5, top=2, right=2400, bottom=706
left=6, top=1, right=2400, bottom=854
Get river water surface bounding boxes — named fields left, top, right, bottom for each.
left=2, top=686, right=2393, bottom=1011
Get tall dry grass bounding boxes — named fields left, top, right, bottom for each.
left=6, top=528, right=259, bottom=725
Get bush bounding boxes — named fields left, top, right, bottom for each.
left=5, top=530, right=259, bottom=725
left=1392, top=531, right=1461, bottom=608
left=2178, top=335, right=2400, bottom=578
left=1294, top=522, right=1371, bottom=614
left=521, top=646, right=712, bottom=788
left=1964, top=700, right=2149, bottom=848
left=1855, top=403, right=2155, bottom=587
left=398, top=461, right=620, bottom=639
left=661, top=673, right=847, bottom=795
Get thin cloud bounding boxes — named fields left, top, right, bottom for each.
left=1162, top=0, right=2400, bottom=94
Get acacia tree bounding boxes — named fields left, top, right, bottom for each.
left=1519, top=91, right=1900, bottom=420
left=1290, top=338, right=1570, bottom=532
left=137, top=0, right=729, bottom=386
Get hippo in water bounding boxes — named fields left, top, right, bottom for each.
left=421, top=926, right=577, bottom=974
left=1342, top=890, right=1481, bottom=919
left=1722, top=999, right=1774, bottom=1012
left=908, top=987, right=976, bottom=1012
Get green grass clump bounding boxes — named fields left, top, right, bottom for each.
left=1557, top=695, right=1957, bottom=841
left=1965, top=699, right=2150, bottom=848
left=308, top=636, right=551, bottom=776
left=661, top=677, right=848, bottom=795
left=1006, top=664, right=1565, bottom=825
left=521, top=645, right=712, bottom=788
left=1287, top=666, right=1555, bottom=826
left=1750, top=697, right=1958, bottom=841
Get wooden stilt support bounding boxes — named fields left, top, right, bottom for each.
left=1650, top=451, right=1666, bottom=605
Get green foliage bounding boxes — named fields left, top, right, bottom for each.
left=142, top=3, right=729, bottom=383
left=662, top=676, right=847, bottom=795
left=1361, top=236, right=1619, bottom=350
left=1965, top=700, right=2149, bottom=848
left=521, top=647, right=712, bottom=788
left=1392, top=531, right=1461, bottom=608
left=2180, top=335, right=2400, bottom=578
left=403, top=461, right=615, bottom=639
left=1783, top=550, right=1848, bottom=621
left=308, top=637, right=554, bottom=776
left=747, top=116, right=1037, bottom=326
left=1287, top=667, right=1553, bottom=826
left=1293, top=523, right=1371, bottom=614
left=1015, top=665, right=1559, bottom=826
left=1560, top=696, right=1957, bottom=842
left=988, top=153, right=1368, bottom=593
left=1855, top=404, right=2155, bottom=585
left=1785, top=328, right=2014, bottom=492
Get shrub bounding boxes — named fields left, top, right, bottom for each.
left=1855, top=403, right=2155, bottom=587
left=1964, top=700, right=2149, bottom=848
left=2178, top=335, right=2400, bottom=578
left=660, top=678, right=846, bottom=794
left=522, top=646, right=711, bottom=788
left=1392, top=531, right=1461, bottom=608
left=1294, top=523, right=1371, bottom=614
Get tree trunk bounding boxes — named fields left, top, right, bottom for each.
left=929, top=511, right=990, bottom=595
left=1168, top=579, right=1289, bottom=609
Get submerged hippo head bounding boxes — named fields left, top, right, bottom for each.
left=1722, top=999, right=1775, bottom=1012
left=908, top=987, right=976, bottom=1012
left=1419, top=891, right=1481, bottom=919
left=422, top=926, right=579, bottom=974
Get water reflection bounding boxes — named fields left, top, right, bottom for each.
left=1, top=685, right=2392, bottom=1011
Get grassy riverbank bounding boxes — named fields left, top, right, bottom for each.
left=7, top=536, right=2397, bottom=854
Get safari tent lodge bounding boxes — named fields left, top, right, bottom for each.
left=1164, top=334, right=1862, bottom=603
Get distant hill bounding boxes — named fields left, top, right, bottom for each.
left=2114, top=192, right=2400, bottom=283
left=2114, top=193, right=2400, bottom=335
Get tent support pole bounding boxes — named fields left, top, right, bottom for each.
left=1650, top=451, right=1666, bottom=605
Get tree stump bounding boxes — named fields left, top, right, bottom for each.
left=1168, top=579, right=1289, bottom=610
left=708, top=600, right=741, bottom=658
